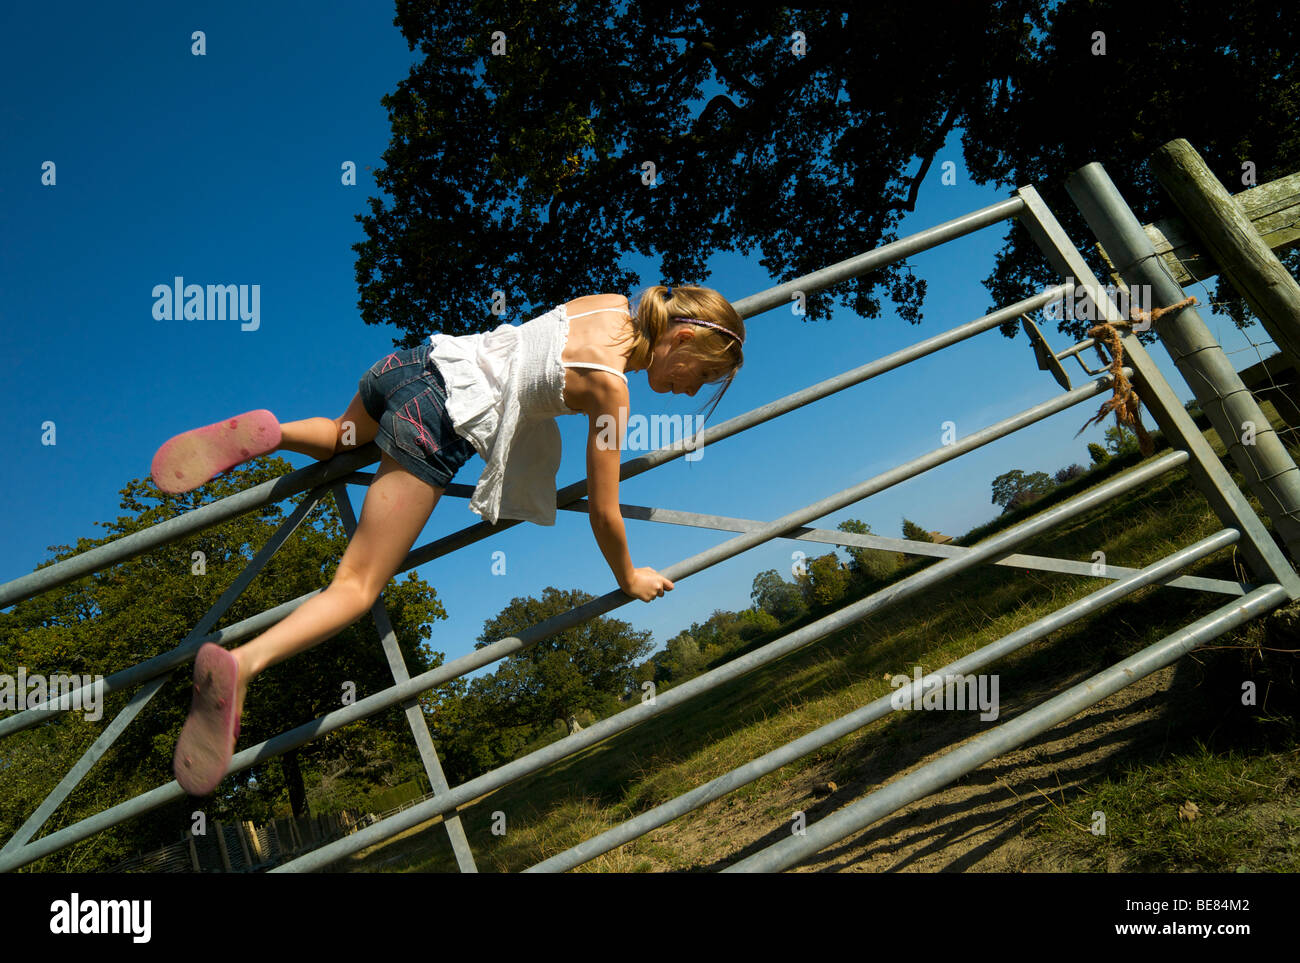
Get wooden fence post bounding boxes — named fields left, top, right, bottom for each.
left=214, top=820, right=232, bottom=872
left=235, top=821, right=253, bottom=869
left=247, top=820, right=266, bottom=863
left=1151, top=139, right=1300, bottom=373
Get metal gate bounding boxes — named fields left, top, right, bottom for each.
left=3, top=161, right=1297, bottom=873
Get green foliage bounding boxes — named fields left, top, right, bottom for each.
left=1105, top=424, right=1141, bottom=457
left=0, top=458, right=446, bottom=871
left=837, top=518, right=900, bottom=584
left=901, top=518, right=932, bottom=542
left=688, top=609, right=754, bottom=655
left=1087, top=442, right=1111, bottom=466
left=735, top=608, right=779, bottom=640
left=971, top=1, right=1300, bottom=342
left=664, top=633, right=703, bottom=678
left=750, top=569, right=806, bottom=623
left=632, top=658, right=657, bottom=689
left=990, top=469, right=1055, bottom=511
left=1054, top=464, right=1086, bottom=485
left=360, top=3, right=1297, bottom=348
left=797, top=553, right=852, bottom=609
left=364, top=779, right=427, bottom=815
left=647, top=607, right=785, bottom=687
left=959, top=437, right=1163, bottom=547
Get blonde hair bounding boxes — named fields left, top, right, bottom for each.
left=616, top=284, right=745, bottom=422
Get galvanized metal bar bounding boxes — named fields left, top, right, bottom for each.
left=1017, top=182, right=1300, bottom=598
left=526, top=527, right=1240, bottom=872
left=0, top=286, right=1073, bottom=739
left=329, top=482, right=479, bottom=874
left=264, top=449, right=1186, bottom=873
left=731, top=197, right=1026, bottom=318
left=1, top=488, right=329, bottom=855
left=723, top=580, right=1289, bottom=872
left=544, top=501, right=1250, bottom=597
left=0, top=440, right=1184, bottom=873
left=1055, top=339, right=1099, bottom=361
left=1064, top=164, right=1300, bottom=568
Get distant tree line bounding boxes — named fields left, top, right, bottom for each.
left=992, top=425, right=1139, bottom=514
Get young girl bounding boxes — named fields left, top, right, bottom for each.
left=153, top=284, right=745, bottom=795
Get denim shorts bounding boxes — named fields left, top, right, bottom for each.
left=357, top=344, right=477, bottom=489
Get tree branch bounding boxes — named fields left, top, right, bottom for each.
left=882, top=98, right=966, bottom=214
left=698, top=41, right=762, bottom=101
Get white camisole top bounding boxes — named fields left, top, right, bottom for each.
left=426, top=303, right=629, bottom=526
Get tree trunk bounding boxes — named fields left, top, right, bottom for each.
left=282, top=749, right=311, bottom=818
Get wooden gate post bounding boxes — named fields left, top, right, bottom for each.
left=1151, top=139, right=1300, bottom=373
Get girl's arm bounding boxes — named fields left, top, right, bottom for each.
left=582, top=377, right=675, bottom=602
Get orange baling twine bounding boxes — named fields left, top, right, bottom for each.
left=1074, top=295, right=1198, bottom=456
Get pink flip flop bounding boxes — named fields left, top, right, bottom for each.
left=174, top=643, right=242, bottom=796
left=151, top=410, right=281, bottom=494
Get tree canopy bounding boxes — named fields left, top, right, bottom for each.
left=796, top=552, right=852, bottom=608
left=836, top=518, right=900, bottom=583
left=434, top=587, right=652, bottom=778
left=750, top=568, right=806, bottom=623
left=901, top=518, right=933, bottom=542
left=1104, top=424, right=1141, bottom=457
left=358, top=0, right=1299, bottom=348
left=990, top=468, right=1058, bottom=514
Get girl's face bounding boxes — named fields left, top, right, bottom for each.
left=648, top=331, right=730, bottom=397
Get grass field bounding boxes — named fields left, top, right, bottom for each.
left=340, top=403, right=1300, bottom=873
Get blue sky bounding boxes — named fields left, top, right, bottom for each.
left=1, top=2, right=1277, bottom=684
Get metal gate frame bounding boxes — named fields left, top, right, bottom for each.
left=3, top=163, right=1297, bottom=873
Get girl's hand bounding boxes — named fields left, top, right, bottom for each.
left=621, top=567, right=675, bottom=602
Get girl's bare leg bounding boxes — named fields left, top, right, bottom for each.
left=277, top=391, right=380, bottom=461
left=228, top=445, right=439, bottom=717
